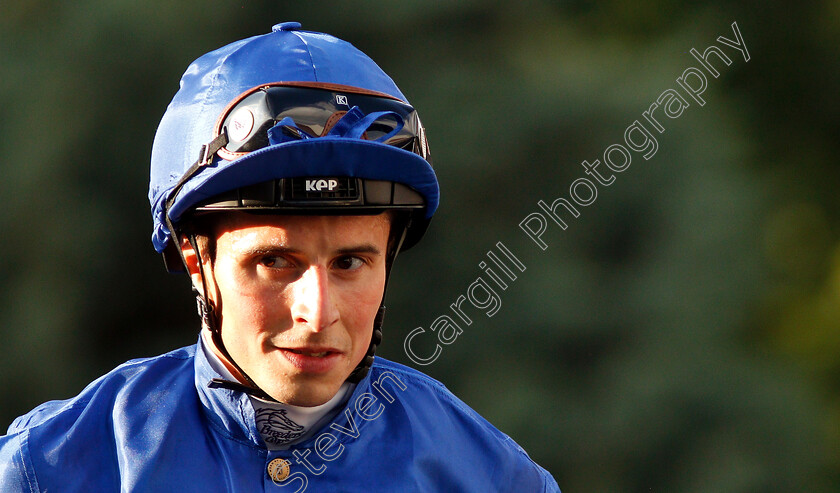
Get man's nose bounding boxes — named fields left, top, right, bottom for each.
left=290, top=266, right=339, bottom=331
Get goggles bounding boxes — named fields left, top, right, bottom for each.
left=213, top=82, right=430, bottom=161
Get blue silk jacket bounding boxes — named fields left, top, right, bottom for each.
left=0, top=340, right=560, bottom=492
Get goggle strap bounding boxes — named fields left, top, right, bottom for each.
left=165, top=129, right=230, bottom=214
left=326, top=107, right=404, bottom=141
left=200, top=131, right=230, bottom=165
left=161, top=129, right=230, bottom=271
left=267, top=117, right=314, bottom=145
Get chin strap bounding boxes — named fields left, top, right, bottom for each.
left=346, top=306, right=384, bottom=383
left=188, top=233, right=279, bottom=402
left=345, top=217, right=409, bottom=383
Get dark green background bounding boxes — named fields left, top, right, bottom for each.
left=2, top=1, right=839, bottom=491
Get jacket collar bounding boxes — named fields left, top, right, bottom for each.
left=194, top=335, right=262, bottom=445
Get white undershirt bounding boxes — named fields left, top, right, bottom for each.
left=200, top=331, right=354, bottom=450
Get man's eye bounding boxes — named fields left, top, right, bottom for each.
left=334, top=256, right=364, bottom=271
left=260, top=256, right=292, bottom=269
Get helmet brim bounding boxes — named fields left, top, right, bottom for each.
left=153, top=137, right=438, bottom=254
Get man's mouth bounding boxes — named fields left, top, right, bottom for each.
left=280, top=347, right=341, bottom=373
left=286, top=349, right=330, bottom=357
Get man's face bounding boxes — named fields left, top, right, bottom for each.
left=191, top=213, right=390, bottom=407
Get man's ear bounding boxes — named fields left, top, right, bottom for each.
left=180, top=236, right=204, bottom=291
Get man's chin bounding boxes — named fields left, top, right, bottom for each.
left=274, top=386, right=341, bottom=408
left=263, top=370, right=349, bottom=407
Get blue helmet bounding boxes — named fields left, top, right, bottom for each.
left=149, top=21, right=439, bottom=272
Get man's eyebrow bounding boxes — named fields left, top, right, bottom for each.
left=242, top=246, right=300, bottom=257
left=336, top=244, right=382, bottom=255
left=241, top=245, right=382, bottom=256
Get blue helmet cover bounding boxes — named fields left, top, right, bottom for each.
left=149, top=22, right=439, bottom=254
